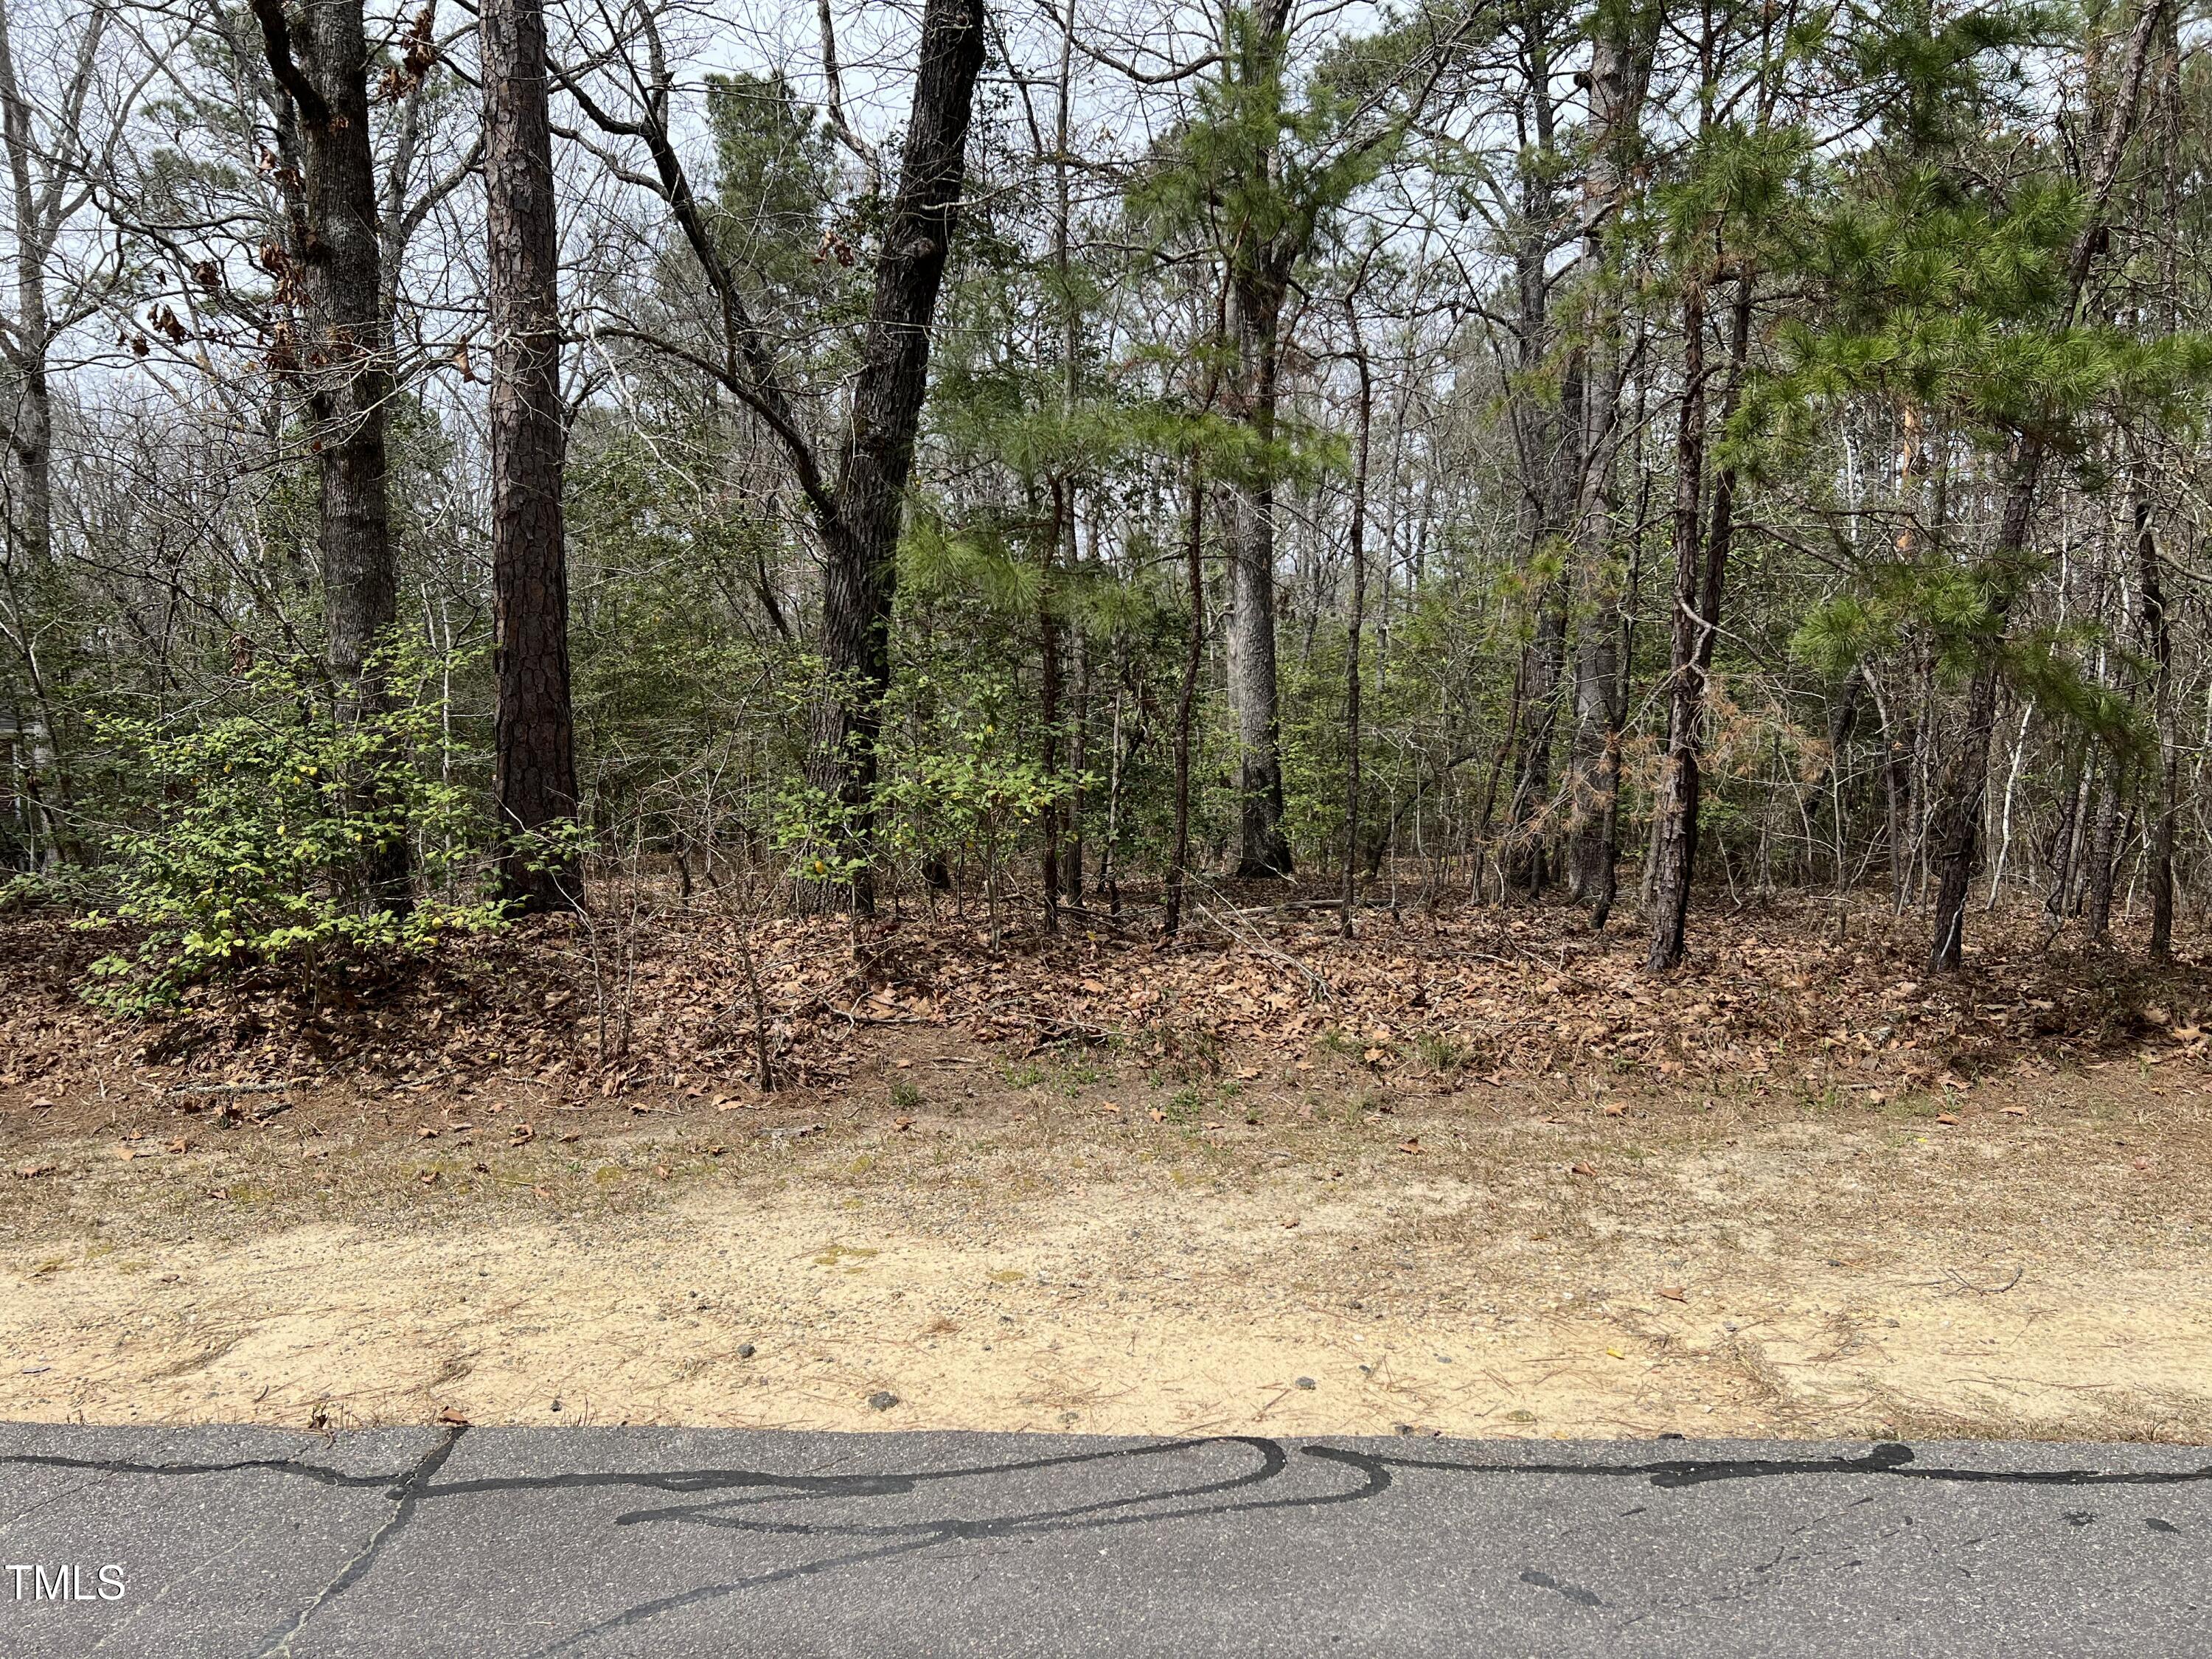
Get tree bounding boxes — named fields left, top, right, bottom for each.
left=1561, top=0, right=1658, bottom=926
left=1132, top=4, right=1422, bottom=880
left=0, top=0, right=133, bottom=864
left=10, top=0, right=2212, bottom=986
left=1764, top=0, right=2183, bottom=970
left=563, top=0, right=987, bottom=915
left=1922, top=0, right=2174, bottom=972
left=250, top=0, right=407, bottom=911
left=1643, top=9, right=1798, bottom=972
left=1497, top=0, right=1576, bottom=899
left=482, top=0, right=579, bottom=909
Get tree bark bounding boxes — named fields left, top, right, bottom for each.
left=2084, top=770, right=2122, bottom=943
left=2042, top=732, right=2088, bottom=924
left=2135, top=462, right=2177, bottom=956
left=1164, top=466, right=1205, bottom=936
left=484, top=0, right=580, bottom=911
left=1646, top=272, right=1750, bottom=971
left=256, top=0, right=408, bottom=913
left=564, top=0, right=982, bottom=918
left=0, top=0, right=105, bottom=863
left=2143, top=9, right=2181, bottom=959
left=799, top=0, right=984, bottom=917
left=1563, top=1, right=1656, bottom=919
left=1341, top=316, right=1371, bottom=936
left=1927, top=471, right=2036, bottom=970
left=1054, top=24, right=1085, bottom=909
left=1501, top=0, right=1570, bottom=897
left=1223, top=263, right=1294, bottom=879
left=1037, top=480, right=1065, bottom=932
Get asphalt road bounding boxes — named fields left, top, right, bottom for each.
left=0, top=1425, right=2206, bottom=1657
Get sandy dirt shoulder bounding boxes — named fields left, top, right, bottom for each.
left=6, top=1063, right=2208, bottom=1443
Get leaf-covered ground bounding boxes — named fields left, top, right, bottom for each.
left=3, top=886, right=2204, bottom=1133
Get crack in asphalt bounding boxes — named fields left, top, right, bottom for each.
left=526, top=1439, right=1391, bottom=1655
left=2, top=1436, right=2205, bottom=1654
left=13, top=1436, right=2212, bottom=1498
left=246, top=1427, right=465, bottom=1658
left=1518, top=1569, right=1603, bottom=1607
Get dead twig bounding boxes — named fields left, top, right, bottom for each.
left=1941, top=1265, right=2024, bottom=1295
left=978, top=1004, right=1113, bottom=1053
left=1193, top=900, right=1332, bottom=1005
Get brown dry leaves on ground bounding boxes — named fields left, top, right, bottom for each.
left=2, top=887, right=2204, bottom=1119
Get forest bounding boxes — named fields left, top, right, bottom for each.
left=0, top=0, right=2208, bottom=998
left=12, top=0, right=2212, bottom=1454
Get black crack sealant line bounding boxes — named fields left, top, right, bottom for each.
left=4, top=1433, right=2207, bottom=1652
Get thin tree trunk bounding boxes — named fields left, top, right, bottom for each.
left=1037, top=480, right=1064, bottom=933
left=1164, top=467, right=1205, bottom=936
left=1988, top=697, right=2034, bottom=905
left=0, top=0, right=101, bottom=864
left=1065, top=507, right=1088, bottom=905
left=1929, top=476, right=2037, bottom=969
left=1341, top=315, right=1371, bottom=936
left=1053, top=14, right=1085, bottom=908
left=2045, top=738, right=2091, bottom=924
left=2143, top=10, right=2181, bottom=958
left=1564, top=0, right=1655, bottom=917
left=484, top=0, right=580, bottom=911
left=1646, top=271, right=1751, bottom=971
left=1502, top=0, right=1567, bottom=897
left=1592, top=393, right=1652, bottom=932
left=2135, top=462, right=2177, bottom=956
left=2084, top=770, right=2122, bottom=943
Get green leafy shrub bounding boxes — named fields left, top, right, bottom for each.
left=0, top=866, right=104, bottom=914
left=81, top=646, right=507, bottom=1010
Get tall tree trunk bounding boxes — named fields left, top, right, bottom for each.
left=562, top=0, right=983, bottom=917
left=1501, top=0, right=1569, bottom=897
left=801, top=0, right=985, bottom=917
left=1564, top=1, right=1656, bottom=919
left=0, top=0, right=99, bottom=863
left=2135, top=462, right=2177, bottom=956
left=255, top=0, right=408, bottom=913
left=1223, top=265, right=1293, bottom=879
left=1053, top=25, right=1086, bottom=909
left=1037, top=481, right=1064, bottom=933
left=1164, top=467, right=1205, bottom=936
left=484, top=0, right=580, bottom=911
left=2143, top=7, right=2181, bottom=959
left=1341, top=316, right=1371, bottom=936
left=1646, top=273, right=1750, bottom=971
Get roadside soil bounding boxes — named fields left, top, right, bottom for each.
left=4, top=1044, right=2209, bottom=1443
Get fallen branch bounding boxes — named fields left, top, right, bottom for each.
left=1193, top=900, right=1332, bottom=1004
